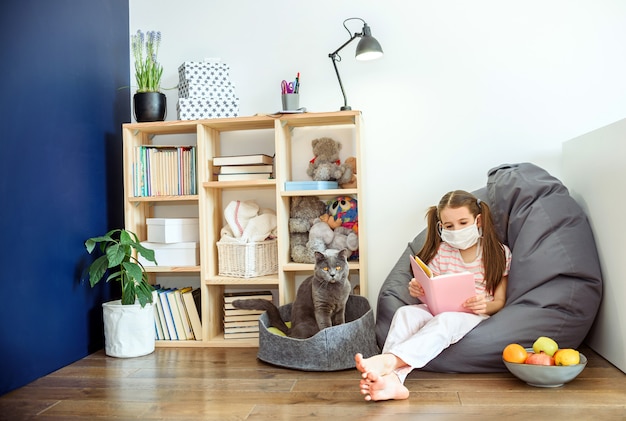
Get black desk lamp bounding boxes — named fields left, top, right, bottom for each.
left=329, top=17, right=384, bottom=111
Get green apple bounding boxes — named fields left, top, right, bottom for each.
left=533, top=336, right=559, bottom=356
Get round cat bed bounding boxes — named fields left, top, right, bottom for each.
left=256, top=294, right=380, bottom=371
left=375, top=163, right=603, bottom=373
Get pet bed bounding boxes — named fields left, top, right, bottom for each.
left=375, top=163, right=603, bottom=373
left=256, top=294, right=379, bottom=371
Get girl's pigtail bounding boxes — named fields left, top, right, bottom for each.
left=478, top=201, right=506, bottom=294
left=417, top=206, right=441, bottom=264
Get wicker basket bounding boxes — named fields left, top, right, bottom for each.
left=217, top=239, right=278, bottom=278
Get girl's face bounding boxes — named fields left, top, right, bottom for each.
left=439, top=205, right=481, bottom=231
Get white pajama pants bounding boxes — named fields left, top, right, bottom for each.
left=382, top=304, right=488, bottom=383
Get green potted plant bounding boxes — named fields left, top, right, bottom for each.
left=85, top=229, right=158, bottom=357
left=131, top=29, right=166, bottom=122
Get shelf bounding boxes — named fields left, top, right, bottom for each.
left=205, top=274, right=280, bottom=285
left=127, top=195, right=199, bottom=203
left=203, top=179, right=276, bottom=189
left=282, top=262, right=361, bottom=272
left=280, top=188, right=357, bottom=197
left=155, top=337, right=259, bottom=348
left=145, top=266, right=201, bottom=273
left=123, top=112, right=366, bottom=349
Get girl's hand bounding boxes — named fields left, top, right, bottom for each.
left=463, top=294, right=488, bottom=315
left=408, top=278, right=425, bottom=298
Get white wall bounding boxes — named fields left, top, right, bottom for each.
left=130, top=0, right=626, bottom=309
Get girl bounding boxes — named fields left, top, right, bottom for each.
left=356, top=190, right=512, bottom=401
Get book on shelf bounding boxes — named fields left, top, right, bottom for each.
left=132, top=145, right=197, bottom=197
left=158, top=288, right=178, bottom=340
left=166, top=289, right=186, bottom=340
left=223, top=331, right=261, bottom=340
left=409, top=254, right=476, bottom=316
left=181, top=288, right=202, bottom=341
left=223, top=291, right=273, bottom=309
left=224, top=325, right=259, bottom=334
left=217, top=172, right=273, bottom=182
left=152, top=289, right=167, bottom=340
left=213, top=154, right=273, bottom=166
left=224, top=311, right=265, bottom=322
left=223, top=291, right=273, bottom=339
left=174, top=287, right=195, bottom=340
left=218, top=164, right=274, bottom=175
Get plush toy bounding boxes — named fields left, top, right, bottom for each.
left=339, top=156, right=357, bottom=189
left=306, top=220, right=358, bottom=256
left=306, top=137, right=353, bottom=184
left=221, top=200, right=277, bottom=243
left=289, top=196, right=326, bottom=263
left=322, top=196, right=358, bottom=233
left=307, top=195, right=359, bottom=256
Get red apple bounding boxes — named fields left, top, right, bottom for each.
left=525, top=351, right=555, bottom=366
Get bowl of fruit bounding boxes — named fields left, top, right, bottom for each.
left=502, top=336, right=587, bottom=388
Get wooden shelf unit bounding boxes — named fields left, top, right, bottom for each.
left=122, top=111, right=367, bottom=347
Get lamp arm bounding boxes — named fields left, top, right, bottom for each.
left=328, top=33, right=359, bottom=111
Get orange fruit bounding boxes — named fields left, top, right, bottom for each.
left=554, top=348, right=580, bottom=366
left=502, top=343, right=528, bottom=363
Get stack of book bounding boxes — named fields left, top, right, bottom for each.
left=176, top=61, right=240, bottom=120
left=214, top=154, right=274, bottom=181
left=132, top=145, right=197, bottom=197
left=152, top=286, right=202, bottom=341
left=223, top=290, right=273, bottom=340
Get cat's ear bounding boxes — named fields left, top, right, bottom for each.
left=314, top=251, right=325, bottom=262
left=338, top=248, right=348, bottom=260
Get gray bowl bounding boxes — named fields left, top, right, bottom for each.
left=503, top=349, right=587, bottom=387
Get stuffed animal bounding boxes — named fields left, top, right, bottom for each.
left=339, top=156, right=357, bottom=189
left=306, top=220, right=358, bottom=256
left=221, top=200, right=278, bottom=243
left=307, top=195, right=359, bottom=257
left=306, top=137, right=353, bottom=184
left=322, top=196, right=358, bottom=233
left=289, top=196, right=326, bottom=263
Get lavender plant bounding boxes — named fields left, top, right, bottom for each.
left=131, top=30, right=163, bottom=92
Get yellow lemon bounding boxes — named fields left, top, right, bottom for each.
left=554, top=348, right=580, bottom=366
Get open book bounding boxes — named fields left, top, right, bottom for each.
left=409, top=255, right=476, bottom=315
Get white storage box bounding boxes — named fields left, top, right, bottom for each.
left=139, top=242, right=199, bottom=267
left=178, top=80, right=237, bottom=99
left=177, top=98, right=240, bottom=120
left=178, top=61, right=231, bottom=84
left=146, top=218, right=199, bottom=243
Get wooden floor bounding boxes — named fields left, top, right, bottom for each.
left=1, top=344, right=625, bottom=420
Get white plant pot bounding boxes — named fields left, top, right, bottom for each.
left=102, top=300, right=155, bottom=358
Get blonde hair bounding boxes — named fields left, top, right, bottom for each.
left=417, top=190, right=506, bottom=294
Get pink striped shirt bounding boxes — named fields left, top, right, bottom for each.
left=427, top=242, right=512, bottom=300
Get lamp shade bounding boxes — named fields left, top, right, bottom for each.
left=355, top=23, right=383, bottom=61
left=356, top=38, right=383, bottom=60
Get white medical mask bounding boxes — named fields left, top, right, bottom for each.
left=440, top=221, right=481, bottom=250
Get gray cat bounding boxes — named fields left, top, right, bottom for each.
left=232, top=249, right=352, bottom=339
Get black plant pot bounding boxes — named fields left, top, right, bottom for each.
left=133, top=92, right=166, bottom=122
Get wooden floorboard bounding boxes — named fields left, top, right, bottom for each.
left=0, top=344, right=624, bottom=420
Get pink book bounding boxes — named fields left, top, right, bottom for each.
left=409, top=255, right=476, bottom=315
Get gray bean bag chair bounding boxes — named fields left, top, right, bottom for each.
left=375, top=163, right=603, bottom=373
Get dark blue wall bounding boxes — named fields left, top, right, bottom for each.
left=0, top=0, right=129, bottom=395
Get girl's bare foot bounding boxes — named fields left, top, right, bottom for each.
left=354, top=353, right=398, bottom=378
left=359, top=371, right=410, bottom=401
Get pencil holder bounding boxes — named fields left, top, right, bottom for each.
left=281, top=93, right=299, bottom=111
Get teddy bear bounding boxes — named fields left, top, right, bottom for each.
left=289, top=196, right=326, bottom=263
left=339, top=156, right=357, bottom=189
left=306, top=220, right=359, bottom=255
left=306, top=196, right=359, bottom=257
left=306, top=137, right=353, bottom=184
